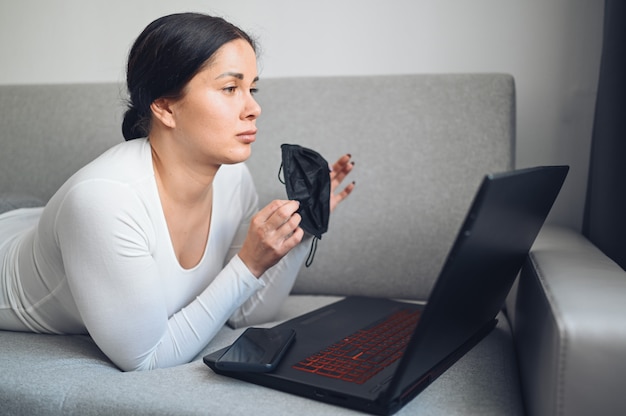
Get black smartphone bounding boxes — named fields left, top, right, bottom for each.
left=215, top=327, right=296, bottom=372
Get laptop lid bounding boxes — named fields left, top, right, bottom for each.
left=382, top=165, right=569, bottom=405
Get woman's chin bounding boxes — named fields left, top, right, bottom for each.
left=225, top=146, right=253, bottom=165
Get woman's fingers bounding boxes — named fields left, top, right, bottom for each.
left=329, top=154, right=356, bottom=212
left=240, top=200, right=303, bottom=277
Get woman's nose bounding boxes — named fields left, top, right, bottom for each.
left=244, top=94, right=261, bottom=120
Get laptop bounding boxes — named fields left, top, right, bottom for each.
left=204, top=165, right=569, bottom=415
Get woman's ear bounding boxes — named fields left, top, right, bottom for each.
left=150, top=98, right=176, bottom=129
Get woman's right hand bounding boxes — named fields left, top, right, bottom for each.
left=238, top=200, right=304, bottom=278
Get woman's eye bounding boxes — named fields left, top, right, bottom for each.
left=222, top=86, right=258, bottom=96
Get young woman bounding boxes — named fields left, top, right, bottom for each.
left=0, top=13, right=354, bottom=371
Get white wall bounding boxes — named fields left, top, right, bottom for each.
left=0, top=0, right=604, bottom=230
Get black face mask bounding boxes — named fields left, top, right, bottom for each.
left=279, top=144, right=331, bottom=266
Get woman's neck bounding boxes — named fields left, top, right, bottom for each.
left=149, top=134, right=218, bottom=207
left=149, top=133, right=216, bottom=269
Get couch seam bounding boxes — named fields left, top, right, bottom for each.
left=529, top=252, right=568, bottom=416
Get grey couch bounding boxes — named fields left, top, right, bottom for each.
left=0, top=75, right=623, bottom=415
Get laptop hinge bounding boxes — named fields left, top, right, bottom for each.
left=379, top=318, right=498, bottom=409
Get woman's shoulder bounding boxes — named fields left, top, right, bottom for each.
left=45, top=139, right=156, bottom=220
left=72, top=138, right=153, bottom=184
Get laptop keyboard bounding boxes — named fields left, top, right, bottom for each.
left=292, top=309, right=421, bottom=384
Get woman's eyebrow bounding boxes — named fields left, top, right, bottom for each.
left=215, top=72, right=259, bottom=82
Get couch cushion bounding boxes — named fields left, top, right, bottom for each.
left=0, top=295, right=523, bottom=416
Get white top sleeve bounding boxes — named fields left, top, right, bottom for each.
left=56, top=181, right=245, bottom=371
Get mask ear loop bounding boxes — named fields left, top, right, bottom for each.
left=305, top=236, right=319, bottom=267
left=278, top=162, right=285, bottom=184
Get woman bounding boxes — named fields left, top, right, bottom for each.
left=0, top=13, right=354, bottom=371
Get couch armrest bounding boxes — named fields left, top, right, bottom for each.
left=513, top=225, right=626, bottom=416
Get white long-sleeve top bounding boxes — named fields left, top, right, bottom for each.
left=0, top=138, right=308, bottom=371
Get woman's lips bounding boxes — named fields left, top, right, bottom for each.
left=237, top=130, right=257, bottom=143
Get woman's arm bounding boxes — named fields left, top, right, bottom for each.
left=227, top=155, right=355, bottom=328
left=55, top=180, right=263, bottom=371
left=54, top=155, right=353, bottom=371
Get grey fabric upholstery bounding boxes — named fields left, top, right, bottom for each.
left=514, top=225, right=626, bottom=416
left=3, top=74, right=618, bottom=415
left=250, top=75, right=514, bottom=299
left=0, top=75, right=514, bottom=301
left=0, top=193, right=43, bottom=214
left=0, top=83, right=126, bottom=202
left=1, top=297, right=523, bottom=416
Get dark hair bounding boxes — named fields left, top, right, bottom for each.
left=122, top=13, right=256, bottom=140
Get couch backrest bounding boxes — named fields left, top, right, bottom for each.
left=251, top=75, right=515, bottom=299
left=0, top=74, right=515, bottom=300
left=0, top=83, right=126, bottom=200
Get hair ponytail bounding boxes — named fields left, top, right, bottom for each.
left=121, top=106, right=149, bottom=140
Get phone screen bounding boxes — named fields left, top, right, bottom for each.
left=215, top=327, right=296, bottom=372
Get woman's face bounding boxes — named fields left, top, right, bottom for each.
left=166, top=38, right=261, bottom=168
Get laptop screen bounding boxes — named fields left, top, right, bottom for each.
left=385, top=166, right=568, bottom=402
